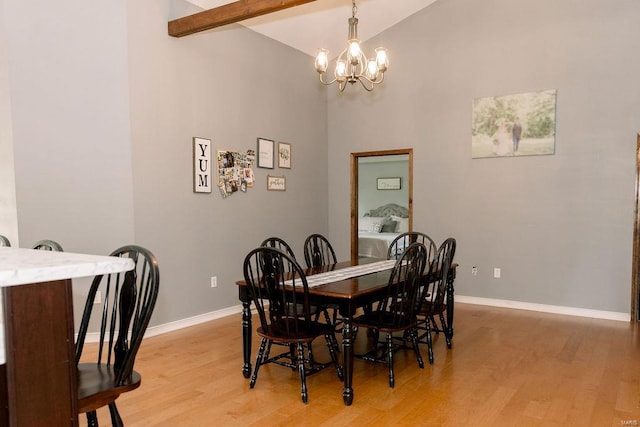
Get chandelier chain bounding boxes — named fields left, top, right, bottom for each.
left=352, top=0, right=357, bottom=19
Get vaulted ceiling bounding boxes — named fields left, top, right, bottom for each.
left=175, top=0, right=438, bottom=57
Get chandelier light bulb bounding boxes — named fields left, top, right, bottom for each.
left=315, top=49, right=329, bottom=73
left=335, top=60, right=348, bottom=82
left=348, top=40, right=362, bottom=65
left=375, top=48, right=388, bottom=73
left=366, top=59, right=379, bottom=81
left=313, top=0, right=389, bottom=92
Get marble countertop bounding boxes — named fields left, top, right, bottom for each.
left=0, top=247, right=135, bottom=364
left=0, top=247, right=134, bottom=286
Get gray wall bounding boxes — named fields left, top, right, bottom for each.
left=0, top=2, right=18, bottom=246
left=3, top=0, right=136, bottom=312
left=328, top=0, right=640, bottom=314
left=2, top=0, right=639, bottom=329
left=2, top=0, right=327, bottom=327
left=126, top=0, right=328, bottom=323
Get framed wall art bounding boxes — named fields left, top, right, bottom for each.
left=193, top=137, right=211, bottom=193
left=257, top=138, right=274, bottom=169
left=278, top=142, right=291, bottom=169
left=377, top=177, right=401, bottom=190
left=267, top=175, right=286, bottom=191
left=471, top=89, right=557, bottom=159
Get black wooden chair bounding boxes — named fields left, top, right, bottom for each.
left=387, top=231, right=437, bottom=262
left=261, top=236, right=296, bottom=258
left=353, top=242, right=428, bottom=388
left=75, top=245, right=160, bottom=426
left=303, top=233, right=341, bottom=327
left=303, top=233, right=337, bottom=269
left=31, top=239, right=64, bottom=251
left=415, top=237, right=456, bottom=364
left=0, top=235, right=10, bottom=247
left=243, top=246, right=343, bottom=403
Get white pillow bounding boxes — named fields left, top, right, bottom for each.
left=390, top=215, right=409, bottom=233
left=358, top=216, right=389, bottom=232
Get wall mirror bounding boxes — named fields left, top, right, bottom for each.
left=350, top=149, right=413, bottom=259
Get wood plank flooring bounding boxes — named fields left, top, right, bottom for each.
left=79, top=303, right=640, bottom=426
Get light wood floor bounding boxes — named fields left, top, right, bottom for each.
left=80, top=303, right=640, bottom=426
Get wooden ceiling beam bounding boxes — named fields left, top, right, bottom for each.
left=168, top=0, right=317, bottom=38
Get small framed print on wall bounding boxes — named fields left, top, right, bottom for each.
left=257, top=138, right=274, bottom=169
left=193, top=137, right=211, bottom=193
left=278, top=142, right=291, bottom=169
left=377, top=177, right=401, bottom=190
left=267, top=175, right=286, bottom=191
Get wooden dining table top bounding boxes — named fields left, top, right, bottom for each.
left=236, top=257, right=395, bottom=300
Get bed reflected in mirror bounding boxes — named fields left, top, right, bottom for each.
left=350, top=149, right=413, bottom=259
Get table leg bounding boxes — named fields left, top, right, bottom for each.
left=239, top=287, right=253, bottom=379
left=341, top=316, right=354, bottom=406
left=446, top=270, right=455, bottom=339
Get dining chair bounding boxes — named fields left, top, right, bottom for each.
left=260, top=236, right=330, bottom=360
left=303, top=234, right=341, bottom=327
left=387, top=231, right=437, bottom=262
left=415, top=237, right=456, bottom=364
left=0, top=235, right=10, bottom=247
left=353, top=242, right=428, bottom=388
left=303, top=233, right=337, bottom=269
left=75, top=245, right=160, bottom=426
left=260, top=236, right=296, bottom=258
left=31, top=239, right=64, bottom=251
left=243, top=246, right=343, bottom=403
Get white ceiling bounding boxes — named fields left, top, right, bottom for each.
left=185, top=0, right=438, bottom=57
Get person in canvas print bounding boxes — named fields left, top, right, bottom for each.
left=512, top=118, right=523, bottom=154
left=493, top=120, right=511, bottom=156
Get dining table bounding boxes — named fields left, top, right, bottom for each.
left=237, top=256, right=457, bottom=406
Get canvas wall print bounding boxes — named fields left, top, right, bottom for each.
left=471, top=89, right=557, bottom=159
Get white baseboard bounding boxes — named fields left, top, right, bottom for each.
left=455, top=295, right=630, bottom=322
left=81, top=296, right=630, bottom=343
left=81, top=304, right=246, bottom=343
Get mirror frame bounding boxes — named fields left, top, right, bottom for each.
left=350, top=148, right=413, bottom=260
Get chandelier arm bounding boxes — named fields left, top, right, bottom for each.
left=318, top=73, right=338, bottom=86
left=356, top=77, right=374, bottom=92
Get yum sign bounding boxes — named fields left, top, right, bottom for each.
left=193, top=137, right=211, bottom=193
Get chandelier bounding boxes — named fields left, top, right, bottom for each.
left=314, top=0, right=389, bottom=92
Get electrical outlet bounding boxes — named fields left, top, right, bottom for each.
left=471, top=266, right=478, bottom=276
left=94, top=290, right=102, bottom=304
left=211, top=276, right=217, bottom=288
left=494, top=268, right=501, bottom=278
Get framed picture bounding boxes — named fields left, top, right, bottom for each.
left=267, top=175, right=286, bottom=191
left=471, top=89, right=557, bottom=158
left=377, top=177, right=401, bottom=190
left=193, top=137, right=211, bottom=193
left=278, top=142, right=291, bottom=169
left=257, top=138, right=274, bottom=169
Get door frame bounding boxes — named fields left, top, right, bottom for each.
left=350, top=148, right=413, bottom=260
left=632, top=134, right=640, bottom=322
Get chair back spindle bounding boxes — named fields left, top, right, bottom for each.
left=303, top=234, right=337, bottom=268
left=387, top=231, right=437, bottom=263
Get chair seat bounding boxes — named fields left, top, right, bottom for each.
left=257, top=319, right=336, bottom=343
left=353, top=312, right=417, bottom=333
left=417, top=301, right=445, bottom=316
left=77, top=363, right=141, bottom=413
